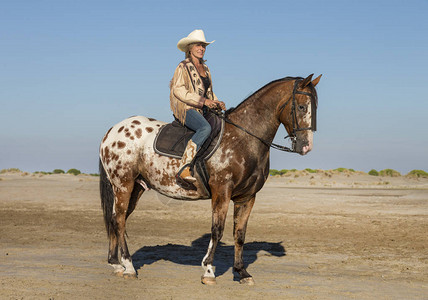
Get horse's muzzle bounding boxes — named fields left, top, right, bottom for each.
left=295, top=138, right=312, bottom=155
left=301, top=144, right=311, bottom=155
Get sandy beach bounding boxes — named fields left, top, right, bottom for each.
left=1, top=170, right=427, bottom=299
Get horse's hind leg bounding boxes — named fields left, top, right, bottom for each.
left=100, top=161, right=125, bottom=276
left=107, top=182, right=144, bottom=277
left=233, top=196, right=256, bottom=285
left=113, top=182, right=138, bottom=278
left=105, top=181, right=145, bottom=279
left=107, top=225, right=123, bottom=276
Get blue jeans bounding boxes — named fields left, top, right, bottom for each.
left=184, top=109, right=211, bottom=151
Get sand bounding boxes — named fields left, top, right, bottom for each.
left=0, top=171, right=427, bottom=299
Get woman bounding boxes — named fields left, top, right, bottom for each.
left=170, top=29, right=226, bottom=184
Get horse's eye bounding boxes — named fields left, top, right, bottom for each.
left=298, top=105, right=306, bottom=112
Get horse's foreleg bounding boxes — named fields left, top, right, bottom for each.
left=233, top=196, right=256, bottom=285
left=114, top=185, right=137, bottom=279
left=201, top=191, right=231, bottom=285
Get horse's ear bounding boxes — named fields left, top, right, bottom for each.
left=311, top=74, right=322, bottom=87
left=301, top=74, right=314, bottom=88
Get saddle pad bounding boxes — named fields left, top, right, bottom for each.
left=154, top=111, right=224, bottom=160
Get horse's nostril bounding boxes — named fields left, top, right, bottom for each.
left=297, top=139, right=308, bottom=146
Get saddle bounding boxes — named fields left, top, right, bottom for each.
left=153, top=111, right=224, bottom=194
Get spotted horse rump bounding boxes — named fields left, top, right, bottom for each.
left=99, top=74, right=321, bottom=284
left=100, top=115, right=210, bottom=200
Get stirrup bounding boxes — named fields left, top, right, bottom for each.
left=176, top=165, right=197, bottom=190
left=176, top=176, right=197, bottom=191
left=179, top=166, right=196, bottom=183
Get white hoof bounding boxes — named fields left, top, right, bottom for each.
left=123, top=272, right=137, bottom=279
left=201, top=276, right=217, bottom=285
left=240, top=277, right=255, bottom=285
left=110, top=264, right=125, bottom=277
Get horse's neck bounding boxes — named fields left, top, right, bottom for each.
left=228, top=82, right=286, bottom=144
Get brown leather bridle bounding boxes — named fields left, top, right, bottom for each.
left=277, top=78, right=318, bottom=151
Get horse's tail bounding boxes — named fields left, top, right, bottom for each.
left=99, top=159, right=116, bottom=237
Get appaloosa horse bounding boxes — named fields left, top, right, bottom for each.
left=99, top=74, right=321, bottom=285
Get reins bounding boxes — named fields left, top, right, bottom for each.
left=209, top=78, right=317, bottom=153
left=220, top=111, right=296, bottom=152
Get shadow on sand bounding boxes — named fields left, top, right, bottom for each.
left=132, top=233, right=286, bottom=279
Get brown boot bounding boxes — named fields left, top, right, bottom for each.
left=179, top=166, right=196, bottom=183
left=177, top=140, right=197, bottom=183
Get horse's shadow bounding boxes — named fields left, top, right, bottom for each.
left=132, top=233, right=286, bottom=279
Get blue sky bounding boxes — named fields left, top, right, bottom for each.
left=1, top=0, right=427, bottom=174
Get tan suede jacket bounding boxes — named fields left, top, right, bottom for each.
left=170, top=58, right=218, bottom=124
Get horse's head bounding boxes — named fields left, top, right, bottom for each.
left=278, top=74, right=321, bottom=155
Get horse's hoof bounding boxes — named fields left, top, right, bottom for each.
left=240, top=277, right=255, bottom=285
left=201, top=276, right=217, bottom=285
left=110, top=264, right=125, bottom=277
left=123, top=272, right=137, bottom=279
left=113, top=270, right=124, bottom=277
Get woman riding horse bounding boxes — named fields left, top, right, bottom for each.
left=99, top=34, right=321, bottom=282
left=170, top=29, right=226, bottom=184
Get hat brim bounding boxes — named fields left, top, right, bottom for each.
left=177, top=38, right=215, bottom=52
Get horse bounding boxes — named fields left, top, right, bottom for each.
left=99, top=73, right=321, bottom=285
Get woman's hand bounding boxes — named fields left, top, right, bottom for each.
left=216, top=100, right=226, bottom=110
left=205, top=99, right=226, bottom=110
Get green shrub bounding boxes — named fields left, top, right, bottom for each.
left=67, top=168, right=81, bottom=176
left=269, top=169, right=281, bottom=176
left=34, top=171, right=52, bottom=175
left=407, top=170, right=428, bottom=178
left=368, top=169, right=379, bottom=176
left=89, top=173, right=100, bottom=177
left=270, top=169, right=301, bottom=176
left=379, top=169, right=401, bottom=177
left=0, top=168, right=21, bottom=174
left=305, top=168, right=317, bottom=173
left=53, top=169, right=65, bottom=174
left=334, top=167, right=346, bottom=172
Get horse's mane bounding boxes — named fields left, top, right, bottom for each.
left=225, top=76, right=304, bottom=116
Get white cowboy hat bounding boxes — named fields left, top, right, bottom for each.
left=177, top=29, right=215, bottom=52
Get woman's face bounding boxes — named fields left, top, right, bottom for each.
left=189, top=43, right=206, bottom=60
